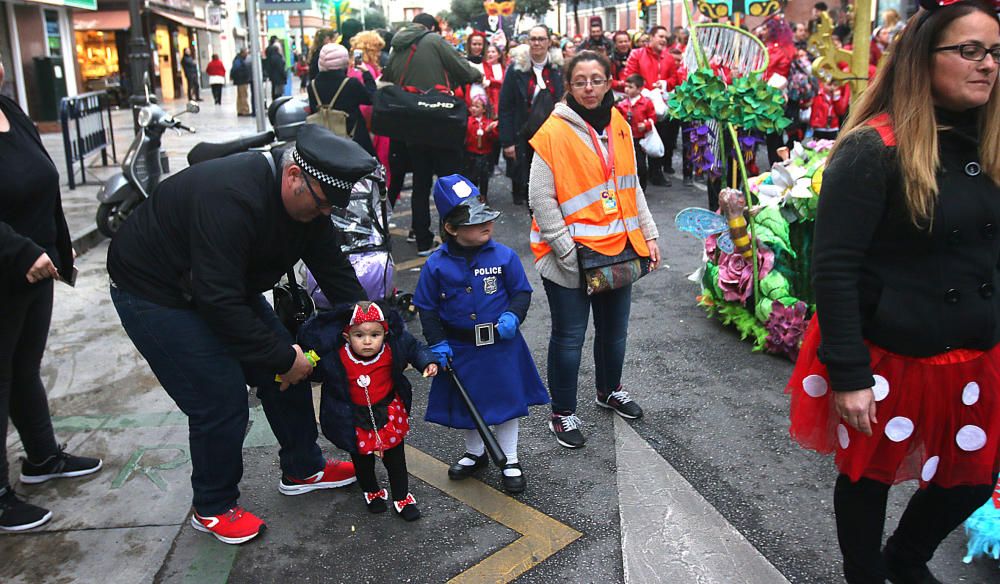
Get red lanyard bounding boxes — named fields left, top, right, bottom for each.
left=586, top=123, right=616, bottom=183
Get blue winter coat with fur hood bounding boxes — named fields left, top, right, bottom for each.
left=297, top=302, right=437, bottom=454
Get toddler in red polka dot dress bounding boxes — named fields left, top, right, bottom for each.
left=297, top=301, right=439, bottom=521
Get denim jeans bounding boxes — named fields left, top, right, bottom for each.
left=111, top=285, right=324, bottom=516
left=542, top=278, right=632, bottom=414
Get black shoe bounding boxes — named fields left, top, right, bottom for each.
left=596, top=387, right=644, bottom=419
left=501, top=463, right=526, bottom=494
left=363, top=489, right=388, bottom=514
left=0, top=487, right=52, bottom=532
left=406, top=229, right=416, bottom=243
left=884, top=542, right=943, bottom=584
left=649, top=175, right=668, bottom=187
left=683, top=177, right=695, bottom=187
left=393, top=493, right=420, bottom=521
left=549, top=413, right=586, bottom=449
left=664, top=166, right=676, bottom=175
left=448, top=452, right=489, bottom=480
left=20, top=447, right=102, bottom=484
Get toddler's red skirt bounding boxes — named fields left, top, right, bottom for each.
left=355, top=397, right=410, bottom=456
left=788, top=316, right=1000, bottom=488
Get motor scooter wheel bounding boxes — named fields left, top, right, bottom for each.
left=96, top=201, right=128, bottom=238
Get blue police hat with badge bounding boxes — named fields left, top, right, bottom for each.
left=433, top=174, right=501, bottom=226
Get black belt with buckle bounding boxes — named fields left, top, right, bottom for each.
left=444, top=323, right=496, bottom=346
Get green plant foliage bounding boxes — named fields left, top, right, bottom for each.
left=668, top=68, right=728, bottom=122
left=699, top=287, right=769, bottom=351
left=667, top=68, right=791, bottom=133
left=753, top=206, right=794, bottom=258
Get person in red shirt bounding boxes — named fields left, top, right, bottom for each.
left=615, top=74, right=656, bottom=190
left=624, top=26, right=679, bottom=187
left=464, top=96, right=499, bottom=202
left=808, top=80, right=850, bottom=140
left=205, top=54, right=227, bottom=105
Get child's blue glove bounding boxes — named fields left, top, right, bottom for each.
left=496, top=312, right=519, bottom=340
left=430, top=341, right=453, bottom=367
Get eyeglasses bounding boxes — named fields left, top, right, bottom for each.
left=300, top=172, right=334, bottom=210
left=570, top=78, right=608, bottom=89
left=933, top=44, right=1000, bottom=63
left=528, top=36, right=549, bottom=43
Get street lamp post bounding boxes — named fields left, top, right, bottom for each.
left=126, top=0, right=151, bottom=132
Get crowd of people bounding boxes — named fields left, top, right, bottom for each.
left=2, top=4, right=999, bottom=584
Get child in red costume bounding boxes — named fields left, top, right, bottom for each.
left=298, top=301, right=439, bottom=521
left=464, top=95, right=499, bottom=203
left=615, top=74, right=656, bottom=191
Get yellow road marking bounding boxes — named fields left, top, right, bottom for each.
left=395, top=256, right=428, bottom=271
left=406, top=446, right=582, bottom=583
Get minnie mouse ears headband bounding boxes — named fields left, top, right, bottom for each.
left=346, top=302, right=388, bottom=332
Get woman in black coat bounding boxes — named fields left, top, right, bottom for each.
left=0, top=66, right=102, bottom=532
left=788, top=2, right=1000, bottom=582
left=308, top=43, right=377, bottom=155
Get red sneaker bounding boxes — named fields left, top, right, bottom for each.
left=278, top=459, right=357, bottom=495
left=190, top=506, right=265, bottom=544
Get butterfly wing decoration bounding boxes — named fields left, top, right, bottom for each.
left=498, top=1, right=516, bottom=16
left=675, top=207, right=736, bottom=253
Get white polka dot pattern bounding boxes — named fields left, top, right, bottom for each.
left=921, top=456, right=940, bottom=482
left=884, top=417, right=915, bottom=442
left=872, top=375, right=890, bottom=402
left=956, top=425, right=987, bottom=451
left=803, top=375, right=828, bottom=398
left=962, top=382, right=980, bottom=406
left=837, top=424, right=850, bottom=449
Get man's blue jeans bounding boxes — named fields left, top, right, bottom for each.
left=111, top=284, right=324, bottom=516
left=542, top=278, right=632, bottom=414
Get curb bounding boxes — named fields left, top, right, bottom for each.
left=72, top=227, right=106, bottom=257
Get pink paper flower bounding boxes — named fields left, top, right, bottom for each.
left=765, top=300, right=809, bottom=361
left=716, top=244, right=774, bottom=304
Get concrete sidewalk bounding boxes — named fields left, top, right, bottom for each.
left=42, top=86, right=272, bottom=254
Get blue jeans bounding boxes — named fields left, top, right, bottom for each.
left=542, top=278, right=632, bottom=414
left=111, top=285, right=324, bottom=516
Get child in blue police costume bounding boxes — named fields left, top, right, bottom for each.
left=297, top=301, right=439, bottom=521
left=413, top=174, right=549, bottom=494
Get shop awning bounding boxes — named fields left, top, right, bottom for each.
left=150, top=7, right=222, bottom=32
left=73, top=10, right=130, bottom=31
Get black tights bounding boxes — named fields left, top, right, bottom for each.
left=0, top=280, right=59, bottom=489
left=834, top=473, right=996, bottom=583
left=350, top=443, right=408, bottom=501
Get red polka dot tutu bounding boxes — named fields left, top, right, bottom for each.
left=355, top=397, right=409, bottom=456
left=788, top=316, right=1000, bottom=488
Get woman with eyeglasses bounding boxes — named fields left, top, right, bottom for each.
left=528, top=50, right=660, bottom=449
left=787, top=1, right=1000, bottom=582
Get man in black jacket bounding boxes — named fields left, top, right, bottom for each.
left=181, top=48, right=201, bottom=102
left=265, top=36, right=287, bottom=100
left=108, top=126, right=375, bottom=545
left=230, top=47, right=253, bottom=116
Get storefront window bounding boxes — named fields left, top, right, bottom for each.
left=75, top=30, right=119, bottom=81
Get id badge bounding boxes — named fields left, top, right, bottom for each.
left=601, top=188, right=618, bottom=215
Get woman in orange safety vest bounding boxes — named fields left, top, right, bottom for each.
left=528, top=50, right=661, bottom=450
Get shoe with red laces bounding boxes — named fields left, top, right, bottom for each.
left=278, top=459, right=357, bottom=495
left=190, top=506, right=265, bottom=544
left=393, top=492, right=421, bottom=522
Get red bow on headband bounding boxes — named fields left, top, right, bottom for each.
left=349, top=303, right=387, bottom=328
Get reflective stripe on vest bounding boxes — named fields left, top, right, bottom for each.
left=528, top=109, right=649, bottom=263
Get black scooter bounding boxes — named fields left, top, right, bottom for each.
left=95, top=99, right=200, bottom=238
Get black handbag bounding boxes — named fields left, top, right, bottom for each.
left=372, top=34, right=467, bottom=145
left=272, top=269, right=316, bottom=335
left=577, top=243, right=651, bottom=296
left=520, top=88, right=555, bottom=142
